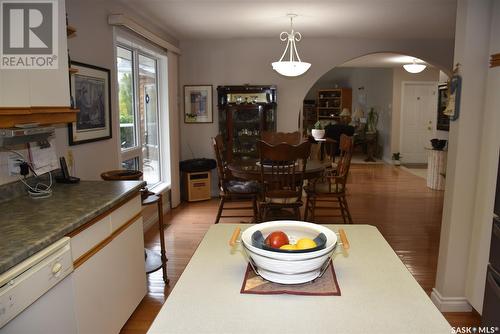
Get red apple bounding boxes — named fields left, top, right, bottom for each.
left=265, top=231, right=289, bottom=249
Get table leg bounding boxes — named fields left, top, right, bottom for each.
left=157, top=194, right=169, bottom=284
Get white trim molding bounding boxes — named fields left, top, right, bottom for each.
left=431, top=288, right=473, bottom=312
left=108, top=14, right=181, bottom=54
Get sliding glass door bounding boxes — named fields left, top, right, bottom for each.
left=117, top=46, right=162, bottom=186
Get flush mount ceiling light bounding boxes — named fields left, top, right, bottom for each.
left=271, top=14, right=311, bottom=77
left=403, top=58, right=427, bottom=73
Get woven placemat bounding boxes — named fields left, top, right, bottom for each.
left=240, top=261, right=341, bottom=296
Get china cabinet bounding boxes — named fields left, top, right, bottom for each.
left=217, top=85, right=277, bottom=161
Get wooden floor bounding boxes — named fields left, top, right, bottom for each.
left=121, top=164, right=480, bottom=333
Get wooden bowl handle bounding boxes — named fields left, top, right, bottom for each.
left=229, top=227, right=241, bottom=247
left=339, top=228, right=350, bottom=250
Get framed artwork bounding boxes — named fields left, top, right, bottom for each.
left=184, top=85, right=213, bottom=123
left=436, top=84, right=450, bottom=131
left=68, top=61, right=112, bottom=145
left=443, top=67, right=462, bottom=121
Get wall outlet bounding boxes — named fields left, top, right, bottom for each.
left=7, top=154, right=22, bottom=176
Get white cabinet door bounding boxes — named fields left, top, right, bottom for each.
left=0, top=71, right=30, bottom=107
left=28, top=0, right=70, bottom=107
left=73, top=218, right=146, bottom=334
left=0, top=0, right=70, bottom=108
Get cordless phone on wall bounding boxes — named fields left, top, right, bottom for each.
left=55, top=157, right=80, bottom=183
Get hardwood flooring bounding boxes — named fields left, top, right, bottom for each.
left=121, top=164, right=480, bottom=333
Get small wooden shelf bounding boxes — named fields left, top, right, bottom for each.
left=0, top=106, right=79, bottom=127
left=67, top=25, right=77, bottom=38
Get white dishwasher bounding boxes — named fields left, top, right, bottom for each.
left=0, top=237, right=77, bottom=334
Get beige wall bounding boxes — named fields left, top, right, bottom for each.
left=432, top=0, right=497, bottom=313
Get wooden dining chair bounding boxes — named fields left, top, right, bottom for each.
left=304, top=134, right=354, bottom=224
left=261, top=131, right=302, bottom=145
left=258, top=141, right=311, bottom=221
left=212, top=135, right=260, bottom=224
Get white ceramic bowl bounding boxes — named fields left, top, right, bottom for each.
left=311, top=129, right=325, bottom=140
left=241, top=221, right=337, bottom=284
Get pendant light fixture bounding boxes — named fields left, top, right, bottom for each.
left=271, top=14, right=311, bottom=77
left=403, top=58, right=426, bottom=73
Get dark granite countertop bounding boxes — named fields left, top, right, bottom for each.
left=0, top=180, right=145, bottom=275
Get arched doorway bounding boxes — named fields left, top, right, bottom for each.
left=302, top=52, right=449, bottom=179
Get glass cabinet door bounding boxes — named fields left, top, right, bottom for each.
left=231, top=105, right=262, bottom=160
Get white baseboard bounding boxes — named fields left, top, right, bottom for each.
left=431, top=288, right=472, bottom=312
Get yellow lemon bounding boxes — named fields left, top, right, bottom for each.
left=295, top=238, right=317, bottom=250
left=279, top=244, right=297, bottom=250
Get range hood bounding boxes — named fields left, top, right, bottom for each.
left=0, top=126, right=55, bottom=147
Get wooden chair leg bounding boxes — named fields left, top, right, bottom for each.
left=214, top=196, right=225, bottom=224
left=304, top=195, right=310, bottom=221
left=337, top=196, right=348, bottom=224
left=342, top=195, right=353, bottom=224
left=310, top=197, right=316, bottom=222
left=252, top=196, right=259, bottom=223
left=294, top=207, right=301, bottom=220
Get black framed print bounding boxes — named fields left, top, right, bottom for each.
left=69, top=61, right=112, bottom=145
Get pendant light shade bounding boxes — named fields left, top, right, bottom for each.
left=272, top=14, right=311, bottom=77
left=403, top=59, right=426, bottom=73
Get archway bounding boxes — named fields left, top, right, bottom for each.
left=301, top=52, right=450, bottom=174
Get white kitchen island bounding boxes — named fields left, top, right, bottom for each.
left=147, top=224, right=451, bottom=334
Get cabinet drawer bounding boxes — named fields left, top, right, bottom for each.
left=110, top=195, right=142, bottom=232
left=70, top=216, right=111, bottom=262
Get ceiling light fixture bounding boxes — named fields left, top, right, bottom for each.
left=403, top=58, right=426, bottom=73
left=271, top=14, right=311, bottom=77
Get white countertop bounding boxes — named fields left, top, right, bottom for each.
left=147, top=224, right=451, bottom=334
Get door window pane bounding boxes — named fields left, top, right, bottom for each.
left=139, top=54, right=160, bottom=185
left=122, top=157, right=139, bottom=170
left=117, top=47, right=136, bottom=149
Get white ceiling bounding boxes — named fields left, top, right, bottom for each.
left=116, top=0, right=457, bottom=41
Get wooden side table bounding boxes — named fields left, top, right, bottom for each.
left=100, top=170, right=169, bottom=284
left=143, top=193, right=169, bottom=283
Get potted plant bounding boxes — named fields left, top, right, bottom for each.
left=392, top=152, right=401, bottom=166
left=311, top=121, right=325, bottom=140
left=367, top=107, right=379, bottom=133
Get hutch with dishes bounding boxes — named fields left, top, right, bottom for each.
left=217, top=85, right=277, bottom=161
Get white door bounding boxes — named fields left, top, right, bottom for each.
left=400, top=82, right=438, bottom=163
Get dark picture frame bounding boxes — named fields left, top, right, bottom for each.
left=184, top=85, right=213, bottom=123
left=437, top=84, right=450, bottom=131
left=68, top=61, right=112, bottom=145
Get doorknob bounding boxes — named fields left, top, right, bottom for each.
left=428, top=126, right=432, bottom=130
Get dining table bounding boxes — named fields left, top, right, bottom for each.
left=227, top=159, right=330, bottom=181
left=147, top=224, right=451, bottom=334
